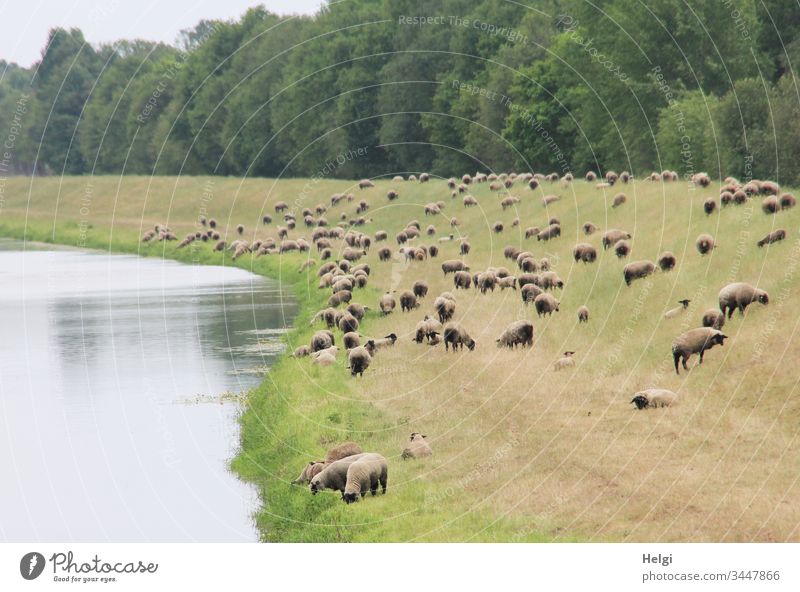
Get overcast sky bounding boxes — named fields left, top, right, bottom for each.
left=0, top=0, right=325, bottom=67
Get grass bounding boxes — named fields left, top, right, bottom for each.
left=1, top=173, right=799, bottom=542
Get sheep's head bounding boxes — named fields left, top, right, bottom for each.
left=631, top=395, right=649, bottom=410
left=309, top=477, right=324, bottom=494
left=712, top=333, right=728, bottom=346
left=757, top=291, right=769, bottom=305
left=342, top=492, right=359, bottom=504
left=467, top=338, right=476, bottom=351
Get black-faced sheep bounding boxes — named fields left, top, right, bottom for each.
left=493, top=221, right=504, bottom=233
left=718, top=282, right=769, bottom=318
left=496, top=320, right=534, bottom=348
left=602, top=229, right=631, bottom=249
left=696, top=233, right=715, bottom=255
left=369, top=333, right=397, bottom=350
left=631, top=388, right=678, bottom=409
left=657, top=251, right=677, bottom=272
left=553, top=351, right=575, bottom=371
left=443, top=324, right=475, bottom=352
left=702, top=308, right=725, bottom=330
left=534, top=293, right=559, bottom=317
left=573, top=243, right=597, bottom=263
left=623, top=260, right=656, bottom=285
left=441, top=259, right=469, bottom=275
left=757, top=229, right=786, bottom=247
left=672, top=328, right=727, bottom=374
left=342, top=453, right=388, bottom=503
left=309, top=453, right=368, bottom=494
left=402, top=432, right=432, bottom=459
left=664, top=299, right=691, bottom=319
left=347, top=346, right=372, bottom=376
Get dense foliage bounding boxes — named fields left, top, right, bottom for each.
left=1, top=0, right=798, bottom=181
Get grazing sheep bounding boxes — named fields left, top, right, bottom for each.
left=337, top=312, right=359, bottom=334
left=477, top=271, right=497, bottom=294
left=497, top=276, right=517, bottom=290
left=534, top=293, right=560, bottom=317
left=553, top=351, right=575, bottom=371
left=528, top=178, right=539, bottom=190
left=605, top=171, right=618, bottom=185
left=696, top=233, right=716, bottom=255
left=720, top=191, right=734, bottom=206
left=573, top=243, right=597, bottom=263
left=602, top=229, right=631, bottom=249
left=623, top=260, right=656, bottom=285
left=342, top=453, right=388, bottom=503
left=539, top=271, right=564, bottom=290
left=664, top=299, right=691, bottom=319
left=519, top=257, right=538, bottom=273
left=492, top=221, right=504, bottom=233
left=346, top=302, right=369, bottom=320
left=612, top=193, right=627, bottom=208
left=578, top=305, right=589, bottom=323
left=757, top=229, right=786, bottom=247
left=293, top=461, right=327, bottom=485
left=313, top=352, right=337, bottom=366
left=702, top=308, right=726, bottom=330
left=453, top=270, right=472, bottom=289
left=718, top=282, right=769, bottom=318
left=583, top=222, right=598, bottom=235
left=343, top=332, right=360, bottom=350
left=328, top=290, right=352, bottom=307
left=310, top=330, right=335, bottom=352
left=733, top=189, right=748, bottom=204
left=496, top=320, right=534, bottom=348
left=412, top=280, right=429, bottom=299
left=399, top=290, right=419, bottom=312
left=347, top=346, right=372, bottom=376
left=521, top=283, right=543, bottom=305
left=309, top=453, right=368, bottom=494
left=762, top=195, right=779, bottom=214
left=672, top=328, right=728, bottom=374
left=293, top=345, right=311, bottom=358
left=631, top=389, right=678, bottom=409
left=435, top=295, right=456, bottom=324
left=525, top=226, right=540, bottom=239
left=379, top=293, right=396, bottom=315
left=414, top=315, right=443, bottom=344
left=779, top=193, right=796, bottom=209
left=704, top=198, right=717, bottom=215
left=460, top=241, right=471, bottom=255
left=402, top=433, right=432, bottom=459
left=443, top=324, right=476, bottom=352
left=378, top=247, right=392, bottom=261
left=585, top=171, right=597, bottom=181
left=370, top=333, right=397, bottom=350
left=536, top=223, right=561, bottom=241
left=657, top=251, right=677, bottom=272
left=275, top=202, right=288, bottom=213
left=441, top=259, right=469, bottom=275
left=358, top=179, right=374, bottom=189
left=614, top=240, right=631, bottom=258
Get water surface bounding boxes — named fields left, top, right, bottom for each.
left=0, top=241, right=295, bottom=542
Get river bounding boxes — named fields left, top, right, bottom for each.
left=0, top=241, right=296, bottom=542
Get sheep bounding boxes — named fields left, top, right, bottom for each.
left=539, top=271, right=564, bottom=290
left=274, top=201, right=289, bottom=213
left=583, top=222, right=598, bottom=235
left=328, top=290, right=352, bottom=307
left=293, top=345, right=311, bottom=358
left=733, top=189, right=748, bottom=204
left=501, top=195, right=520, bottom=210
left=553, top=351, right=575, bottom=371
left=441, top=259, right=469, bottom=275
left=585, top=171, right=597, bottom=181
left=313, top=352, right=337, bottom=366
left=496, top=320, right=534, bottom=348
left=704, top=198, right=717, bottom=215
left=614, top=240, right=631, bottom=258
left=343, top=332, right=361, bottom=350
left=525, top=226, right=540, bottom=239
left=537, top=223, right=561, bottom=241
left=718, top=282, right=769, bottom=318
left=378, top=247, right=392, bottom=261
left=779, top=192, right=796, bottom=209
left=337, top=312, right=359, bottom=334
left=347, top=346, right=372, bottom=376
left=664, top=299, right=691, bottom=319
left=493, top=221, right=504, bottom=233
left=413, top=280, right=429, bottom=299
left=347, top=302, right=369, bottom=320
left=720, top=191, right=734, bottom=207
left=292, top=461, right=327, bottom=485
left=623, top=260, right=656, bottom=285
left=402, top=432, right=432, bottom=459
left=497, top=276, right=517, bottom=290
left=429, top=245, right=439, bottom=258
left=460, top=241, right=471, bottom=255
left=760, top=180, right=779, bottom=195
left=631, top=389, right=678, bottom=409
left=605, top=171, right=618, bottom=185
left=399, top=290, right=419, bottom=312
left=702, top=308, right=726, bottom=330
left=369, top=333, right=398, bottom=350
left=379, top=293, right=396, bottom=315
left=534, top=293, right=559, bottom=317
left=453, top=270, right=472, bottom=289
left=435, top=295, right=456, bottom=324
left=358, top=179, right=374, bottom=189
left=657, top=251, right=677, bottom=272
left=443, top=324, right=476, bottom=352
left=519, top=257, right=538, bottom=273
left=414, top=315, right=443, bottom=344
left=342, top=453, right=388, bottom=503
left=309, top=453, right=368, bottom=494
left=602, top=229, right=631, bottom=249
left=692, top=172, right=711, bottom=187
left=671, top=328, right=728, bottom=374
left=696, top=233, right=716, bottom=255
left=477, top=271, right=497, bottom=294
left=757, top=229, right=786, bottom=247
left=463, top=195, right=478, bottom=207
left=577, top=305, right=589, bottom=323
left=310, top=330, right=335, bottom=352
left=762, top=195, right=779, bottom=214
left=612, top=193, right=627, bottom=208
left=542, top=194, right=560, bottom=206
left=573, top=243, right=597, bottom=263
left=521, top=283, right=543, bottom=305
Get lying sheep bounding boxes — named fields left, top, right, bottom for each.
left=718, top=282, right=769, bottom=318
left=631, top=388, right=678, bottom=409
left=672, top=327, right=728, bottom=374
left=310, top=453, right=368, bottom=494
left=702, top=308, right=725, bottom=330
left=347, top=346, right=372, bottom=376
left=534, top=293, right=560, bottom=317
left=553, top=351, right=575, bottom=371
left=342, top=453, right=388, bottom=503
left=401, top=432, right=432, bottom=459
left=623, top=260, right=656, bottom=285
left=664, top=299, right=691, bottom=319
left=757, top=229, right=786, bottom=247
left=399, top=290, right=420, bottom=312
left=578, top=305, right=589, bottom=323
left=573, top=243, right=597, bottom=263
left=657, top=251, right=677, bottom=272
left=379, top=293, right=396, bottom=315
left=496, top=320, right=534, bottom=348
left=443, top=324, right=475, bottom=351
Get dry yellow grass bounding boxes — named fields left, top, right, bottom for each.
left=3, top=174, right=799, bottom=541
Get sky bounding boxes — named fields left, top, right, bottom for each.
left=0, top=0, right=325, bottom=67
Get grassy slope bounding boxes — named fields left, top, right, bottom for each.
left=2, top=174, right=799, bottom=542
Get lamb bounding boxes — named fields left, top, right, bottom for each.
left=309, top=453, right=368, bottom=494
left=379, top=293, right=396, bottom=315
left=704, top=198, right=717, bottom=215
left=623, top=260, right=656, bottom=285
left=612, top=193, right=627, bottom=208
left=399, top=290, right=420, bottom=312
left=443, top=324, right=476, bottom=351
left=293, top=345, right=311, bottom=358
left=671, top=328, right=727, bottom=374
left=347, top=346, right=372, bottom=376
left=534, top=293, right=560, bottom=317
left=577, top=305, right=589, bottom=323
left=657, top=251, right=677, bottom=272
left=702, top=308, right=725, bottom=330
left=441, top=259, right=469, bottom=275
left=573, top=243, right=597, bottom=263
left=311, top=330, right=335, bottom=352
left=631, top=388, right=678, bottom=409
left=553, top=351, right=575, bottom=371
left=602, top=229, right=631, bottom=249
left=757, top=229, right=786, bottom=247
left=401, top=433, right=432, bottom=460
left=342, top=453, right=388, bottom=503
left=664, top=299, right=691, bottom=319
left=453, top=270, right=472, bottom=289
left=496, top=320, right=534, bottom=348
left=536, top=223, right=561, bottom=241
left=718, top=282, right=769, bottom=318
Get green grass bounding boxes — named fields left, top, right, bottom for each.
left=2, top=174, right=799, bottom=542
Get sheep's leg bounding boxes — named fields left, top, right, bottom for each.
left=682, top=355, right=689, bottom=371
left=699, top=349, right=705, bottom=364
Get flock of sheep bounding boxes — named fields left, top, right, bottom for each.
left=142, top=167, right=792, bottom=504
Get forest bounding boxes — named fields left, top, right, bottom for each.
left=0, top=0, right=798, bottom=183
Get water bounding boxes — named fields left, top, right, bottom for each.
left=0, top=241, right=296, bottom=542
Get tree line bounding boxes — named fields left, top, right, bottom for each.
left=0, top=0, right=798, bottom=183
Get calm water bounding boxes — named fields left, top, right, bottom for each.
left=0, top=241, right=296, bottom=542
